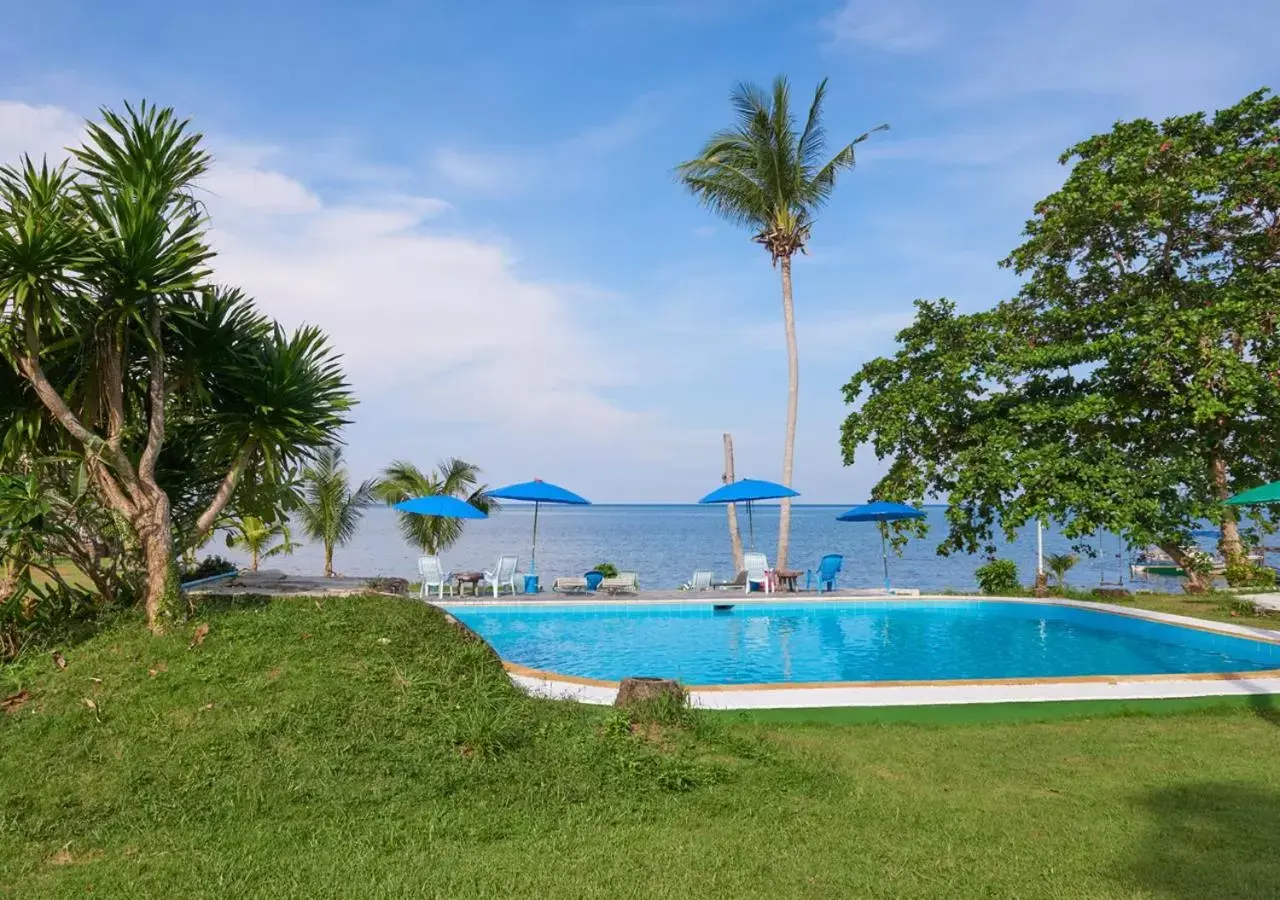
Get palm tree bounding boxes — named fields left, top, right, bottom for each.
left=1045, top=553, right=1078, bottom=594
left=224, top=515, right=297, bottom=572
left=296, top=448, right=376, bottom=577
left=677, top=77, right=886, bottom=568
left=373, top=458, right=497, bottom=556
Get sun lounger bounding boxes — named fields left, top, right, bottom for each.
left=689, top=570, right=713, bottom=591
left=552, top=576, right=590, bottom=594
left=714, top=571, right=746, bottom=590
left=599, top=572, right=639, bottom=594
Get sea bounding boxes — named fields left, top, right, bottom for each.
left=220, top=504, right=1176, bottom=593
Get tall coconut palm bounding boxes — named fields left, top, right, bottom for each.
left=224, top=515, right=297, bottom=572
left=374, top=458, right=497, bottom=556
left=677, top=77, right=886, bottom=568
left=296, top=448, right=376, bottom=577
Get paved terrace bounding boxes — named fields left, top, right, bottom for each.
left=189, top=570, right=921, bottom=600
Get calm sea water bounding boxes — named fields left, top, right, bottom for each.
left=449, top=600, right=1280, bottom=683
left=222, top=504, right=1171, bottom=592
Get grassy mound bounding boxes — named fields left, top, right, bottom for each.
left=3, top=594, right=1280, bottom=898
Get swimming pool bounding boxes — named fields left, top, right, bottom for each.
left=446, top=599, right=1280, bottom=690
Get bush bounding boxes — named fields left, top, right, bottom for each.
left=180, top=556, right=238, bottom=583
left=975, top=559, right=1020, bottom=595
left=591, top=562, right=619, bottom=578
left=1224, top=562, right=1277, bottom=590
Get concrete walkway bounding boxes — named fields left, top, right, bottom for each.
left=189, top=570, right=405, bottom=597
left=1239, top=592, right=1280, bottom=612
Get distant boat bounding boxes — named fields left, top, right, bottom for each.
left=1129, top=544, right=1264, bottom=579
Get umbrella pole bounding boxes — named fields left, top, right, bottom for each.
left=531, top=501, right=539, bottom=576
left=880, top=527, right=890, bottom=592
left=748, top=501, right=755, bottom=551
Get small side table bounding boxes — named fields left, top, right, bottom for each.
left=774, top=569, right=802, bottom=592
left=454, top=572, right=483, bottom=596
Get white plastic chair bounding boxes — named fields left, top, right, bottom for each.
left=483, top=555, right=519, bottom=598
left=690, top=570, right=713, bottom=591
left=743, top=552, right=771, bottom=595
left=417, top=556, right=451, bottom=599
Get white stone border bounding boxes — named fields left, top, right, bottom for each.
left=438, top=594, right=1280, bottom=709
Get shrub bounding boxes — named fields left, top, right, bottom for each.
left=1224, top=562, right=1277, bottom=590
left=591, top=562, right=619, bottom=578
left=975, top=559, right=1020, bottom=595
left=180, top=556, right=238, bottom=583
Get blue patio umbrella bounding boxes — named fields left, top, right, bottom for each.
left=392, top=495, right=488, bottom=519
left=486, top=479, right=590, bottom=575
left=837, top=501, right=927, bottom=591
left=699, top=478, right=800, bottom=551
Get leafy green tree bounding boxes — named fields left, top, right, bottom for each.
left=224, top=515, right=297, bottom=572
left=1045, top=553, right=1078, bottom=592
left=841, top=90, right=1280, bottom=592
left=297, top=448, right=376, bottom=577
left=678, top=77, right=886, bottom=568
left=0, top=103, right=353, bottom=630
left=373, top=458, right=495, bottom=556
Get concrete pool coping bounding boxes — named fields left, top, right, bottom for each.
left=435, top=594, right=1280, bottom=710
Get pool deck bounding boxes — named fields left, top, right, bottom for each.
left=436, top=593, right=1280, bottom=710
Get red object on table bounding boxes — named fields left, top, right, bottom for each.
left=774, top=569, right=802, bottom=592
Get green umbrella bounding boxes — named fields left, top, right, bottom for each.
left=1225, top=481, right=1280, bottom=506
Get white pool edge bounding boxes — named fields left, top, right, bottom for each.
left=438, top=594, right=1280, bottom=709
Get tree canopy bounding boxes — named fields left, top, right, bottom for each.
left=841, top=89, right=1280, bottom=590
left=0, top=102, right=353, bottom=629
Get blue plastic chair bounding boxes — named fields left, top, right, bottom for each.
left=812, top=554, right=843, bottom=592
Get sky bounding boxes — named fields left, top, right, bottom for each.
left=1, top=0, right=1277, bottom=501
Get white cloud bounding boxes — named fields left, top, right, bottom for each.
left=0, top=98, right=712, bottom=495
left=200, top=166, right=322, bottom=215
left=0, top=101, right=82, bottom=163
left=822, top=0, right=944, bottom=53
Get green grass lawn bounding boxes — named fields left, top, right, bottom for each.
left=3, top=594, right=1280, bottom=899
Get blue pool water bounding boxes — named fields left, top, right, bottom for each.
left=448, top=601, right=1280, bottom=685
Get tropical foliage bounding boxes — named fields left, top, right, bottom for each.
left=0, top=102, right=353, bottom=630
left=1045, top=553, right=1078, bottom=592
left=297, top=448, right=376, bottom=577
left=374, top=458, right=495, bottom=556
left=975, top=559, right=1020, bottom=596
left=678, top=77, right=886, bottom=568
left=224, top=515, right=297, bottom=572
left=842, top=89, right=1280, bottom=592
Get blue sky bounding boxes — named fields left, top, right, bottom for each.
left=2, top=0, right=1277, bottom=501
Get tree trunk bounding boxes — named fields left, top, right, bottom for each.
left=324, top=544, right=334, bottom=578
left=251, top=547, right=260, bottom=572
left=1209, top=452, right=1245, bottom=568
left=776, top=254, right=799, bottom=570
left=137, top=491, right=180, bottom=630
left=723, top=433, right=744, bottom=574
left=1160, top=542, right=1210, bottom=593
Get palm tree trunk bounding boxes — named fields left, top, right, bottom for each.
left=723, top=433, right=745, bottom=575
left=776, top=254, right=799, bottom=570
left=251, top=547, right=260, bottom=572
left=324, top=543, right=334, bottom=578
